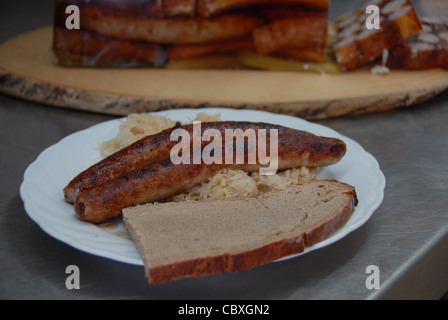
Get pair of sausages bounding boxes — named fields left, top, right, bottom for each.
left=64, top=122, right=347, bottom=223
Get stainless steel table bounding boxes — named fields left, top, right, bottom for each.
left=1, top=0, right=447, bottom=300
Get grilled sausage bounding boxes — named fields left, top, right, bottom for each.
left=74, top=132, right=347, bottom=223
left=64, top=122, right=313, bottom=203
left=253, top=17, right=328, bottom=57
left=80, top=6, right=264, bottom=44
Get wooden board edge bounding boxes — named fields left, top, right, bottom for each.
left=1, top=67, right=447, bottom=121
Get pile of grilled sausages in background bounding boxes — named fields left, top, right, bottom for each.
left=53, top=0, right=331, bottom=67
left=53, top=0, right=447, bottom=71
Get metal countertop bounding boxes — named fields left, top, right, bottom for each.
left=1, top=0, right=447, bottom=300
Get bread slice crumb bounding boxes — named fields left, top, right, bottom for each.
left=123, top=180, right=358, bottom=285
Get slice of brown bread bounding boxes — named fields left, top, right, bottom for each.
left=123, top=180, right=358, bottom=285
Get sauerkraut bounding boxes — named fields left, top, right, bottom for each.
left=99, top=113, right=317, bottom=202
left=99, top=112, right=221, bottom=158
left=170, top=167, right=317, bottom=202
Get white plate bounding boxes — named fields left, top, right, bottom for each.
left=20, top=108, right=386, bottom=266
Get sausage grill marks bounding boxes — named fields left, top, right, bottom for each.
left=65, top=122, right=347, bottom=223
left=64, top=121, right=308, bottom=203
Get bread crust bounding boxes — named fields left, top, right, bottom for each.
left=304, top=183, right=358, bottom=247
left=149, top=236, right=305, bottom=284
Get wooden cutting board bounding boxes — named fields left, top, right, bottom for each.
left=1, top=26, right=448, bottom=120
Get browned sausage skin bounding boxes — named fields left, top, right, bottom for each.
left=64, top=121, right=314, bottom=204
left=80, top=6, right=264, bottom=44
left=73, top=130, right=346, bottom=223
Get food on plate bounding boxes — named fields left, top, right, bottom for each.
left=99, top=114, right=318, bottom=202
left=62, top=113, right=358, bottom=283
left=65, top=114, right=218, bottom=203
left=99, top=113, right=222, bottom=157
left=169, top=166, right=317, bottom=202
left=68, top=121, right=347, bottom=223
left=122, top=179, right=358, bottom=284
left=53, top=0, right=330, bottom=69
left=64, top=120, right=341, bottom=204
left=80, top=6, right=264, bottom=44
left=333, top=0, right=422, bottom=71
left=386, top=17, right=448, bottom=70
